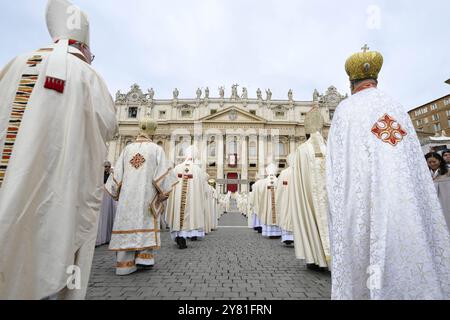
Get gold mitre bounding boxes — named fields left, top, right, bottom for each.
left=139, top=117, right=158, bottom=136
left=345, top=45, right=383, bottom=81
left=305, top=107, right=324, bottom=134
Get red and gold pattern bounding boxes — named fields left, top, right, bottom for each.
left=266, top=186, right=277, bottom=224
left=179, top=176, right=189, bottom=230
left=0, top=74, right=39, bottom=187
left=130, top=153, right=146, bottom=169
left=371, top=114, right=407, bottom=147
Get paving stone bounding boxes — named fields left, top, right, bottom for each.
left=88, top=213, right=331, bottom=300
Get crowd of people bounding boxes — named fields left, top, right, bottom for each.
left=426, top=150, right=450, bottom=233
left=426, top=150, right=450, bottom=180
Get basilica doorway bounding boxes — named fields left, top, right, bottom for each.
left=227, top=173, right=238, bottom=193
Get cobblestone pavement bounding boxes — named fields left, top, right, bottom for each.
left=87, top=213, right=331, bottom=300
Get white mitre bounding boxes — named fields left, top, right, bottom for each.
left=44, top=0, right=90, bottom=93
left=46, top=0, right=90, bottom=46
left=266, top=163, right=277, bottom=176
left=184, top=146, right=194, bottom=161
left=184, top=145, right=199, bottom=162
left=305, top=107, right=324, bottom=134
left=305, top=107, right=326, bottom=157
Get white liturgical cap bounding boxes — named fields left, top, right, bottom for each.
left=305, top=108, right=324, bottom=135
left=185, top=146, right=199, bottom=161
left=46, top=0, right=90, bottom=47
left=266, top=163, right=277, bottom=175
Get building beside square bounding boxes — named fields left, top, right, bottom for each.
left=408, top=93, right=450, bottom=152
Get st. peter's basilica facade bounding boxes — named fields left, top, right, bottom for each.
left=107, top=85, right=347, bottom=193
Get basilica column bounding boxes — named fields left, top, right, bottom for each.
left=217, top=134, right=225, bottom=193
left=289, top=135, right=296, bottom=155
left=258, top=132, right=266, bottom=177
left=106, top=140, right=116, bottom=163
left=193, top=134, right=202, bottom=167
left=115, top=135, right=123, bottom=161
left=267, top=134, right=274, bottom=161
left=201, top=134, right=208, bottom=171
left=169, top=134, right=176, bottom=165
left=241, top=135, right=248, bottom=193
left=202, top=135, right=208, bottom=171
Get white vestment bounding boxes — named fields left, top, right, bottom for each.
left=251, top=179, right=265, bottom=228
left=225, top=192, right=232, bottom=212
left=291, top=133, right=330, bottom=268
left=247, top=191, right=255, bottom=228
left=96, top=190, right=117, bottom=246
left=218, top=194, right=226, bottom=218
left=236, top=194, right=241, bottom=213
left=257, top=175, right=282, bottom=237
left=203, top=178, right=212, bottom=234
left=326, top=87, right=450, bottom=300
left=105, top=139, right=177, bottom=253
left=237, top=194, right=246, bottom=215
left=209, top=186, right=219, bottom=230
left=0, top=45, right=117, bottom=299
left=166, top=161, right=206, bottom=239
left=276, top=167, right=295, bottom=242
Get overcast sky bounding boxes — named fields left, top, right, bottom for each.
left=1, top=0, right=449, bottom=110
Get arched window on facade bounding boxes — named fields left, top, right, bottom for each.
left=178, top=141, right=189, bottom=157
left=249, top=141, right=257, bottom=157
left=277, top=142, right=286, bottom=156
left=227, top=138, right=237, bottom=155
left=209, top=141, right=216, bottom=158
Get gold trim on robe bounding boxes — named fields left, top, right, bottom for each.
left=136, top=253, right=154, bottom=260
left=179, top=177, right=189, bottom=230
left=153, top=214, right=158, bottom=245
left=110, top=245, right=161, bottom=252
left=271, top=187, right=277, bottom=225
left=112, top=229, right=161, bottom=235
left=116, top=261, right=136, bottom=268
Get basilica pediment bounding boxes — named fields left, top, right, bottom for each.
left=200, top=107, right=266, bottom=123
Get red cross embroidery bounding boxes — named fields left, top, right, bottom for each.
left=371, top=114, right=407, bottom=146
left=130, top=153, right=146, bottom=169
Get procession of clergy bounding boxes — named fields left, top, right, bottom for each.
left=229, top=109, right=330, bottom=272
left=0, top=0, right=449, bottom=301
left=102, top=103, right=328, bottom=276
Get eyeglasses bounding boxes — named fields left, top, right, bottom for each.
left=69, top=40, right=95, bottom=63
left=80, top=43, right=95, bottom=63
